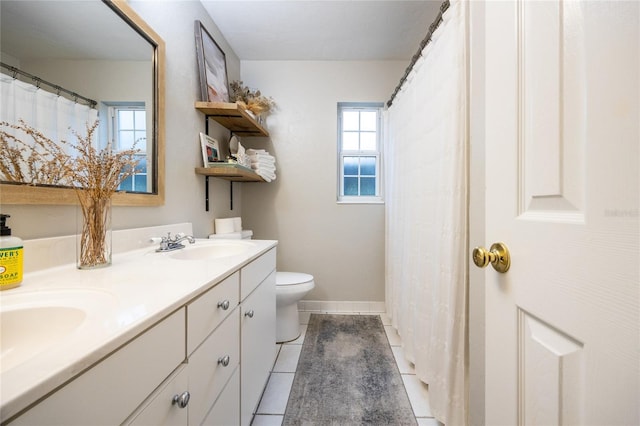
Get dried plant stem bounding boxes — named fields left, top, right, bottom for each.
left=0, top=119, right=75, bottom=185
left=77, top=191, right=111, bottom=268
left=229, top=80, right=276, bottom=117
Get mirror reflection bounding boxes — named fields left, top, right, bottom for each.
left=0, top=0, right=161, bottom=199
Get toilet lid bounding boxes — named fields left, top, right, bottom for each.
left=276, top=272, right=314, bottom=286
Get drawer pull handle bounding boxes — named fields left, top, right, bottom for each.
left=245, top=309, right=255, bottom=318
left=218, top=355, right=230, bottom=367
left=217, top=300, right=230, bottom=310
left=172, top=391, right=190, bottom=408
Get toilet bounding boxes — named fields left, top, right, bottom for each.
left=208, top=226, right=315, bottom=343
left=276, top=272, right=315, bottom=343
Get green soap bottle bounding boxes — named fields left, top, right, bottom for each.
left=0, top=214, right=23, bottom=290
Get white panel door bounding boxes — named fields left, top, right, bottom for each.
left=483, top=1, right=639, bottom=425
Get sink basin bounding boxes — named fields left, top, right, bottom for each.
left=169, top=241, right=253, bottom=261
left=0, top=289, right=115, bottom=373
left=1, top=307, right=85, bottom=373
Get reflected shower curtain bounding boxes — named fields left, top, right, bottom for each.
left=0, top=73, right=97, bottom=183
left=384, top=1, right=468, bottom=424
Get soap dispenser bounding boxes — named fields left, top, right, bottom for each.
left=0, top=214, right=23, bottom=290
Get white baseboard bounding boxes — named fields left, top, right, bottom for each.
left=298, top=300, right=386, bottom=314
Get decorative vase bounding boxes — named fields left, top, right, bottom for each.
left=76, top=191, right=112, bottom=269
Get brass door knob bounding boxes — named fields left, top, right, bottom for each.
left=472, top=242, right=511, bottom=273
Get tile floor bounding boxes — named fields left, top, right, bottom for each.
left=252, top=311, right=443, bottom=426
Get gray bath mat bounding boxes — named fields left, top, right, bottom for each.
left=283, top=314, right=417, bottom=425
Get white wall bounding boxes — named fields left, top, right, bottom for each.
left=1, top=1, right=241, bottom=240
left=21, top=59, right=150, bottom=106
left=240, top=61, right=405, bottom=302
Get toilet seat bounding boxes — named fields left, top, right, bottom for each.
left=276, top=272, right=314, bottom=286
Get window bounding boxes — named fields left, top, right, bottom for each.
left=337, top=102, right=383, bottom=203
left=106, top=105, right=148, bottom=192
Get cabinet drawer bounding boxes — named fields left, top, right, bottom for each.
left=12, top=309, right=186, bottom=426
left=202, top=366, right=240, bottom=426
left=188, top=308, right=240, bottom=426
left=124, top=364, right=188, bottom=426
left=240, top=248, right=276, bottom=301
left=187, top=271, right=239, bottom=355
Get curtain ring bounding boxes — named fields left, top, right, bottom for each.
left=32, top=77, right=41, bottom=89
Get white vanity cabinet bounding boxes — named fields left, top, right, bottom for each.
left=240, top=249, right=277, bottom=426
left=11, top=308, right=186, bottom=426
left=6, top=245, right=277, bottom=426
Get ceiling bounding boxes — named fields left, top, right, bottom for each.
left=0, top=1, right=151, bottom=61
left=199, top=1, right=444, bottom=61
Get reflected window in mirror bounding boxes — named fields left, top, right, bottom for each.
left=105, top=104, right=149, bottom=193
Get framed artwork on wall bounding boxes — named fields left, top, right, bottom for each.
left=200, top=132, right=220, bottom=166
left=195, top=20, right=229, bottom=103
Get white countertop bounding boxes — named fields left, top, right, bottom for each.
left=0, top=238, right=277, bottom=422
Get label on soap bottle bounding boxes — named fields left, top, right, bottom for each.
left=0, top=246, right=23, bottom=289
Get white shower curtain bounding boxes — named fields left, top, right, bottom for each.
left=0, top=73, right=97, bottom=183
left=384, top=1, right=468, bottom=425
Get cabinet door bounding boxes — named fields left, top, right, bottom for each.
left=240, top=270, right=276, bottom=426
left=201, top=366, right=240, bottom=426
left=188, top=308, right=240, bottom=426
left=11, top=309, right=186, bottom=426
left=125, top=364, right=189, bottom=426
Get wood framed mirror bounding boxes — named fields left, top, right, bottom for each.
left=0, top=0, right=165, bottom=206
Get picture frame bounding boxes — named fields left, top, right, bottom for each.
left=194, top=20, right=229, bottom=103
left=200, top=133, right=220, bottom=166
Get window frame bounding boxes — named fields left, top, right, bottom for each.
left=105, top=103, right=149, bottom=193
left=337, top=102, right=384, bottom=204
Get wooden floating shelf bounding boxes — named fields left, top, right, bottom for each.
left=195, top=164, right=265, bottom=182
left=195, top=102, right=269, bottom=137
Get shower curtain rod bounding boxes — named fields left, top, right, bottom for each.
left=1, top=62, right=97, bottom=109
left=386, top=0, right=450, bottom=108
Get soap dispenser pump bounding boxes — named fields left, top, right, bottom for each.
left=0, top=214, right=23, bottom=290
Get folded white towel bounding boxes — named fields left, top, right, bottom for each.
left=248, top=153, right=275, bottom=162
left=247, top=149, right=267, bottom=155
left=252, top=164, right=276, bottom=174
left=250, top=156, right=275, bottom=163
left=251, top=159, right=276, bottom=168
left=256, top=169, right=276, bottom=182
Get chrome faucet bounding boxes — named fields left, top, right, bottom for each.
left=154, top=232, right=195, bottom=252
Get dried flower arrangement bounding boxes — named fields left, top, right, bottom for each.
left=0, top=119, right=141, bottom=268
left=229, top=80, right=276, bottom=117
